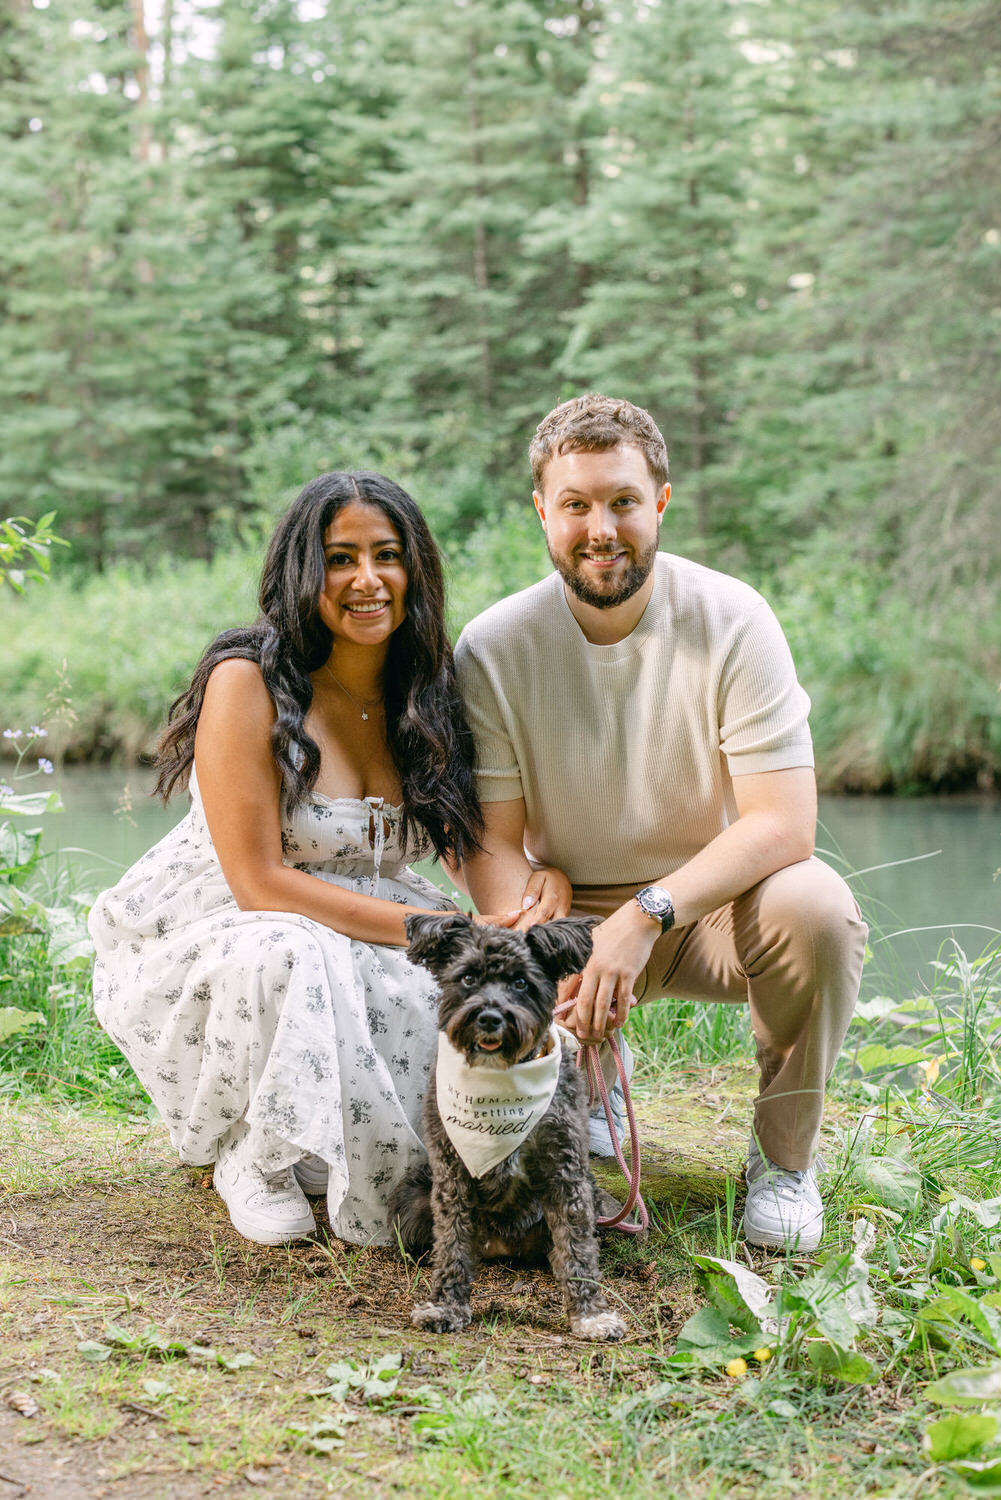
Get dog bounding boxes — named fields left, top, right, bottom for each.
left=389, top=910, right=627, bottom=1342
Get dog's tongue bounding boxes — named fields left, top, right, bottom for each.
left=478, top=1039, right=502, bottom=1051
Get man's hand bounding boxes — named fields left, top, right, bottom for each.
left=560, top=901, right=658, bottom=1042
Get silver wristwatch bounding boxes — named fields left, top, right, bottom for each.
left=634, top=885, right=676, bottom=933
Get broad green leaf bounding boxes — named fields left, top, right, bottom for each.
left=217, top=1351, right=256, bottom=1372
left=936, top=1197, right=1001, bottom=1232
left=0, top=822, right=42, bottom=878
left=44, top=904, right=94, bottom=969
left=0, top=1007, right=46, bottom=1042
left=926, top=1362, right=1001, bottom=1405
left=926, top=1414, right=998, bottom=1461
left=104, top=1322, right=142, bottom=1350
left=951, top=1457, right=1001, bottom=1492
left=0, top=912, right=42, bottom=936
left=855, top=1043, right=927, bottom=1073
left=142, top=1380, right=174, bottom=1400
left=675, top=1305, right=738, bottom=1351
left=693, top=1255, right=773, bottom=1322
left=805, top=1342, right=878, bottom=1384
left=0, top=789, right=62, bottom=817
left=77, top=1340, right=112, bottom=1362
left=930, top=1287, right=1001, bottom=1352
left=857, top=1154, right=923, bottom=1212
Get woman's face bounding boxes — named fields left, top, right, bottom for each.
left=317, top=501, right=408, bottom=649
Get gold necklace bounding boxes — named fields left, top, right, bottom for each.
left=323, top=664, right=382, bottom=722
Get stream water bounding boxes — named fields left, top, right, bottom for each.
left=25, top=764, right=1001, bottom=987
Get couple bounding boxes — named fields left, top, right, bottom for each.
left=90, top=394, right=866, bottom=1256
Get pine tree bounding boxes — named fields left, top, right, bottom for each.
left=336, top=0, right=605, bottom=507
left=559, top=0, right=761, bottom=548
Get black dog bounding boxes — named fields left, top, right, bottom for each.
left=389, top=911, right=626, bottom=1342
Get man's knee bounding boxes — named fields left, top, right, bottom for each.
left=749, top=857, right=867, bottom=968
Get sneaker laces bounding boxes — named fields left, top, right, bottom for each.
left=260, top=1166, right=302, bottom=1196
left=747, top=1151, right=815, bottom=1200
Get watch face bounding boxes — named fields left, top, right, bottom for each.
left=638, top=886, right=673, bottom=921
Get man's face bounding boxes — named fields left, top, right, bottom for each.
left=533, top=445, right=670, bottom=610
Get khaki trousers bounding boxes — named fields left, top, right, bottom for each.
left=571, top=857, right=867, bottom=1171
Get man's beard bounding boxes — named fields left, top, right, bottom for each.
left=546, top=537, right=658, bottom=610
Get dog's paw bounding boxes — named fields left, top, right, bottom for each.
left=411, top=1300, right=472, bottom=1334
left=571, top=1309, right=627, bottom=1342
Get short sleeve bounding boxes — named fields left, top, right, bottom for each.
left=718, top=602, right=814, bottom=775
left=453, top=634, right=525, bottom=802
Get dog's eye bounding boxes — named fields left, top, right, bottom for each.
left=461, top=974, right=477, bottom=988
left=512, top=977, right=527, bottom=990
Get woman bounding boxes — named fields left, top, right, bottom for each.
left=90, top=471, right=544, bottom=1247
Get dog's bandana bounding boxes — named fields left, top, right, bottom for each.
left=435, top=1027, right=563, bottom=1178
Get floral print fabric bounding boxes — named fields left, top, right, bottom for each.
left=89, top=771, right=452, bottom=1245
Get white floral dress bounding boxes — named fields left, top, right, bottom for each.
left=89, top=770, right=452, bottom=1245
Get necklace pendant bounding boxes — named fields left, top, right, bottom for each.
left=361, top=709, right=369, bottom=721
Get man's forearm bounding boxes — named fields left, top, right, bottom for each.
left=653, top=806, right=814, bottom=928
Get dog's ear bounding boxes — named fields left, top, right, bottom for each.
left=404, top=910, right=475, bottom=974
left=524, top=916, right=596, bottom=980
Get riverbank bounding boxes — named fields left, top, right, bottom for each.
left=3, top=546, right=1000, bottom=794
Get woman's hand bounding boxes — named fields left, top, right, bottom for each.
left=470, top=866, right=572, bottom=932
left=512, top=866, right=572, bottom=930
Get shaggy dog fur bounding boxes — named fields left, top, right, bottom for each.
left=389, top=911, right=626, bottom=1342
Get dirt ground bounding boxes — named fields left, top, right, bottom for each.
left=0, top=1072, right=769, bottom=1500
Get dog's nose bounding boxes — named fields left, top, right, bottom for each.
left=476, top=1008, right=504, bottom=1033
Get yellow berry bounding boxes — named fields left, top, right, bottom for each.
left=753, top=1347, right=773, bottom=1363
left=725, top=1358, right=748, bottom=1378
left=971, top=1257, right=987, bottom=1271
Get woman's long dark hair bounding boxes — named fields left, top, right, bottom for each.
left=155, top=471, right=483, bottom=863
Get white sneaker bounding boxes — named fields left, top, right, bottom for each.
left=293, top=1153, right=329, bottom=1196
left=214, top=1148, right=316, bottom=1246
left=742, top=1140, right=823, bottom=1253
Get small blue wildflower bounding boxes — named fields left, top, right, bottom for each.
left=0, top=783, right=13, bottom=797
left=2, top=728, right=23, bottom=740
left=29, top=725, right=47, bottom=738
left=38, top=757, right=54, bottom=774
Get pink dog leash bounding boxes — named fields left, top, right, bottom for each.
left=555, top=1003, right=649, bottom=1235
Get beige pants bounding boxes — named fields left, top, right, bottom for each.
left=571, top=857, right=867, bottom=1171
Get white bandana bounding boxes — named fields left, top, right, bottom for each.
left=435, top=1026, right=563, bottom=1178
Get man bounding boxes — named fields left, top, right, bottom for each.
left=454, top=394, right=867, bottom=1252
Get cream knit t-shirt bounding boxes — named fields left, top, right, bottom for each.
left=454, top=553, right=814, bottom=887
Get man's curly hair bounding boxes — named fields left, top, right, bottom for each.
left=529, top=393, right=670, bottom=492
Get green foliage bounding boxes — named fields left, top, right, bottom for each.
left=0, top=550, right=257, bottom=760
left=0, top=513, right=67, bottom=592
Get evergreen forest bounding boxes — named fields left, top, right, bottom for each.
left=1, top=0, right=999, bottom=790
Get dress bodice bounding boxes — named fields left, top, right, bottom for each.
left=281, top=793, right=419, bottom=890
left=187, top=768, right=424, bottom=895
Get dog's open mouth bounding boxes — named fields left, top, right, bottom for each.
left=476, top=1038, right=503, bottom=1052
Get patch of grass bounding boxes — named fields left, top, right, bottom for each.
left=3, top=1051, right=1001, bottom=1500
left=0, top=928, right=150, bottom=1112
